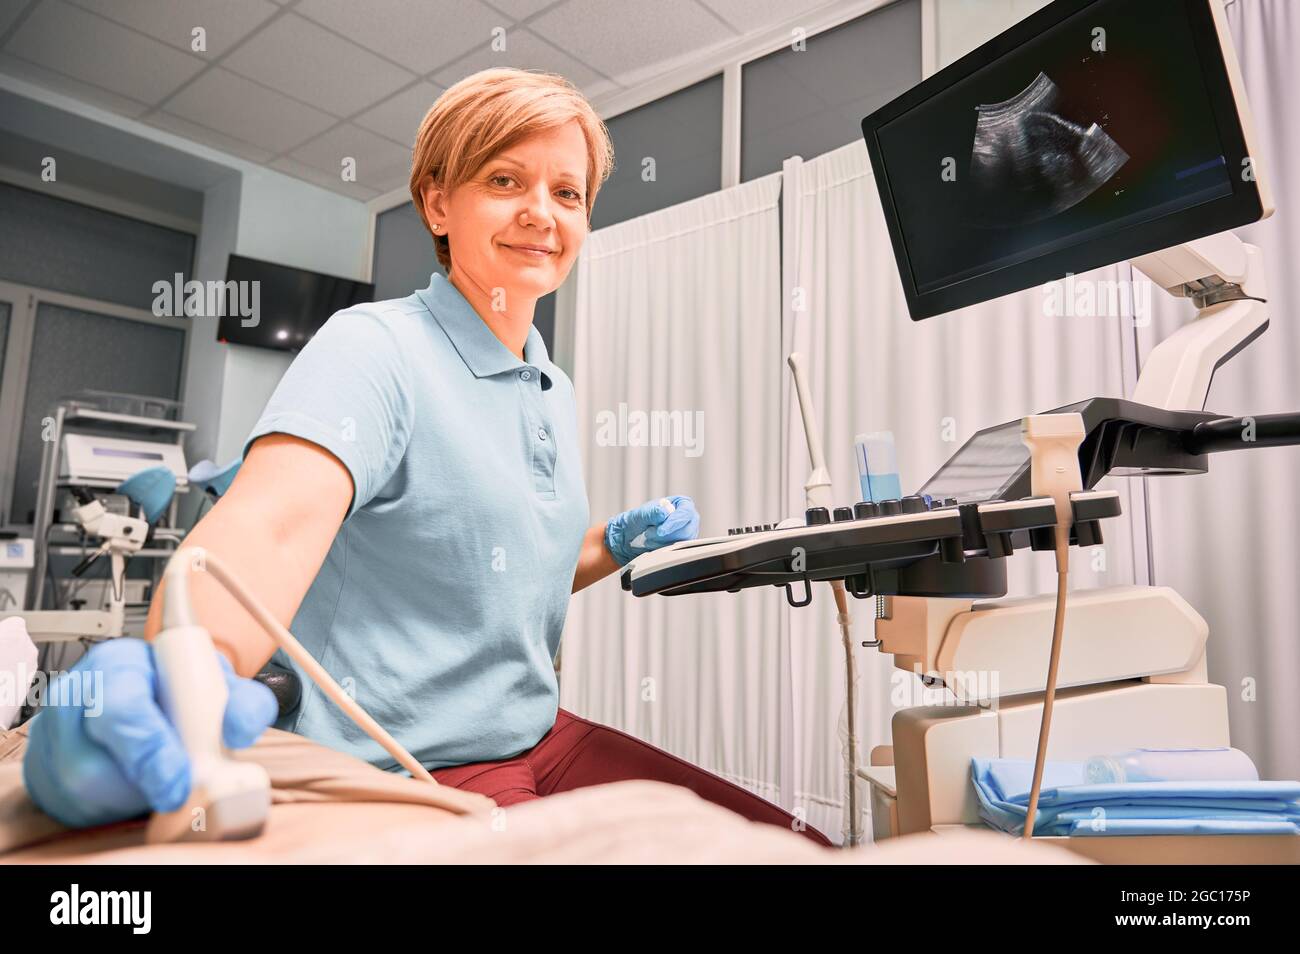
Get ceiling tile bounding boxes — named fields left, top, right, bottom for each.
left=0, top=49, right=151, bottom=117
left=697, top=0, right=823, bottom=34
left=432, top=26, right=603, bottom=88
left=580, top=77, right=622, bottom=102
left=289, top=122, right=411, bottom=192
left=144, top=109, right=276, bottom=164
left=295, top=0, right=502, bottom=74
left=0, top=0, right=30, bottom=37
left=66, top=0, right=280, bottom=58
left=222, top=12, right=415, bottom=116
left=270, top=155, right=382, bottom=200
left=162, top=67, right=338, bottom=154
left=352, top=81, right=442, bottom=146
left=3, top=0, right=205, bottom=105
left=486, top=0, right=565, bottom=20
left=530, top=0, right=734, bottom=80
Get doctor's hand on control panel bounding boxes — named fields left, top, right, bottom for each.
left=571, top=495, right=701, bottom=593
left=604, top=496, right=701, bottom=566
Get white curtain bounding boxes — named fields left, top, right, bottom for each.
left=1137, top=0, right=1300, bottom=782
left=558, top=173, right=790, bottom=806
left=557, top=0, right=1299, bottom=836
left=560, top=145, right=1147, bottom=841
left=781, top=141, right=1145, bottom=838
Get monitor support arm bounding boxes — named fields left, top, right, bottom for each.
left=1130, top=231, right=1268, bottom=412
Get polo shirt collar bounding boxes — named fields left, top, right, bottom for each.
left=419, top=272, right=553, bottom=390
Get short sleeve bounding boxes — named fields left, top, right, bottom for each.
left=242, top=306, right=414, bottom=519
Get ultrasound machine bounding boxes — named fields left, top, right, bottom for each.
left=621, top=0, right=1300, bottom=860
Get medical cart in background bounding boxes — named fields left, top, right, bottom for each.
left=15, top=390, right=193, bottom=645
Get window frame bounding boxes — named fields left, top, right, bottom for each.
left=0, top=279, right=192, bottom=527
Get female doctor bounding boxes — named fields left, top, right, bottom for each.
left=23, top=68, right=831, bottom=847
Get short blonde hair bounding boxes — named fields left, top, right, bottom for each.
left=408, top=68, right=614, bottom=271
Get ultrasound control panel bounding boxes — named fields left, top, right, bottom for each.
left=622, top=490, right=1121, bottom=606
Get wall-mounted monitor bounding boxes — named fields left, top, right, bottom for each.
left=217, top=254, right=375, bottom=352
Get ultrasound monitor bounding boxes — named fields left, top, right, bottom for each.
left=861, top=0, right=1272, bottom=321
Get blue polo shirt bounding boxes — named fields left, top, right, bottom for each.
left=242, top=272, right=590, bottom=771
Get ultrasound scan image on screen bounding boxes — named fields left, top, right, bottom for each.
left=876, top=0, right=1235, bottom=296
left=969, top=70, right=1130, bottom=226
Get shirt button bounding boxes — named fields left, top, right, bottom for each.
left=538, top=427, right=548, bottom=441
left=520, top=369, right=531, bottom=381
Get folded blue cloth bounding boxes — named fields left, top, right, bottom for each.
left=972, top=758, right=1300, bottom=836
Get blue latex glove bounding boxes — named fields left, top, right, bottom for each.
left=605, top=495, right=701, bottom=566
left=22, top=637, right=277, bottom=829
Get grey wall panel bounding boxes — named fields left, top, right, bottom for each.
left=0, top=182, right=195, bottom=310
left=741, top=0, right=921, bottom=181
left=592, top=74, right=724, bottom=231
left=373, top=202, right=440, bottom=301
left=11, top=302, right=185, bottom=523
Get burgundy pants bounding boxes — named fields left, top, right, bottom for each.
left=431, top=708, right=833, bottom=847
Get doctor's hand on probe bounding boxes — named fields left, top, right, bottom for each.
left=604, top=495, right=701, bottom=566
left=22, top=637, right=277, bottom=828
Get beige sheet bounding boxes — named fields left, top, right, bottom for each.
left=2, top=723, right=1088, bottom=865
